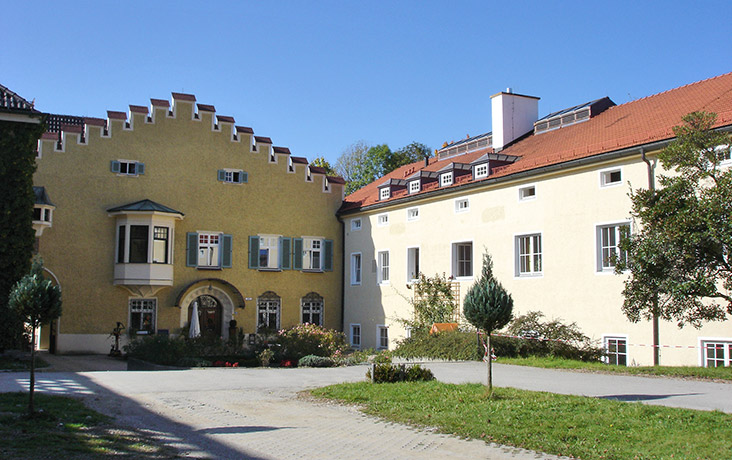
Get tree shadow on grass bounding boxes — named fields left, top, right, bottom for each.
left=0, top=371, right=270, bottom=459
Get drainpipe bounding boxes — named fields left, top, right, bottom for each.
left=337, top=215, right=346, bottom=334
left=641, top=148, right=660, bottom=366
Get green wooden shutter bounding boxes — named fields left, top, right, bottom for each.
left=221, top=234, right=233, bottom=268
left=137, top=162, right=145, bottom=175
left=323, top=239, right=333, bottom=272
left=241, top=171, right=248, bottom=183
left=248, top=236, right=259, bottom=269
left=186, top=233, right=198, bottom=267
left=293, top=238, right=303, bottom=270
left=217, top=169, right=226, bottom=181
left=110, top=160, right=120, bottom=173
left=280, top=237, right=291, bottom=270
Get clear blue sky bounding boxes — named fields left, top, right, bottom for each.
left=4, top=1, right=731, bottom=166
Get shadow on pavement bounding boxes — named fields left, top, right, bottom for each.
left=598, top=393, right=702, bottom=402
left=2, top=370, right=270, bottom=459
left=196, top=425, right=290, bottom=435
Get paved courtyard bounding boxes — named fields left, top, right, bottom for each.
left=0, top=355, right=729, bottom=459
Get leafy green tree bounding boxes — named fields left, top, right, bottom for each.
left=617, top=112, right=732, bottom=333
left=463, top=252, right=513, bottom=394
left=311, top=156, right=337, bottom=176
left=0, top=116, right=46, bottom=351
left=8, top=259, right=62, bottom=415
left=336, top=141, right=432, bottom=195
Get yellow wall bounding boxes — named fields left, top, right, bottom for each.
left=35, top=98, right=343, bottom=353
left=343, top=153, right=732, bottom=366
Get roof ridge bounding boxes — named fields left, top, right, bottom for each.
left=611, top=71, right=732, bottom=109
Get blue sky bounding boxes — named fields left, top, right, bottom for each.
left=4, top=1, right=731, bottom=166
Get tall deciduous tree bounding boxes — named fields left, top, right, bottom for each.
left=617, top=111, right=732, bottom=332
left=9, top=259, right=62, bottom=415
left=335, top=140, right=371, bottom=195
left=463, top=252, right=513, bottom=394
left=0, top=116, right=46, bottom=351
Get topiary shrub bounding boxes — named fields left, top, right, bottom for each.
left=394, top=329, right=481, bottom=360
left=298, top=354, right=335, bottom=367
left=366, top=363, right=435, bottom=383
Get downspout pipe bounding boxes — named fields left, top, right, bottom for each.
left=337, top=215, right=346, bottom=335
left=641, top=148, right=660, bottom=366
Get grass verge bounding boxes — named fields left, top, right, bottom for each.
left=496, top=356, right=732, bottom=381
left=0, top=356, right=48, bottom=371
left=0, top=392, right=177, bottom=459
left=312, top=381, right=732, bottom=460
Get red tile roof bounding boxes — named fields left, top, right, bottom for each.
left=150, top=98, right=169, bottom=107
left=255, top=136, right=272, bottom=144
left=83, top=117, right=106, bottom=127
left=107, top=111, right=127, bottom=120
left=217, top=115, right=235, bottom=123
left=236, top=125, right=254, bottom=134
left=171, top=92, right=196, bottom=102
left=197, top=103, right=215, bottom=112
left=341, top=71, right=732, bottom=212
left=291, top=156, right=309, bottom=164
left=273, top=146, right=291, bottom=155
left=129, top=105, right=148, bottom=114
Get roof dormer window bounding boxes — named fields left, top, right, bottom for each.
left=408, top=180, right=420, bottom=194
left=474, top=163, right=488, bottom=179
left=440, top=172, right=453, bottom=187
left=380, top=187, right=390, bottom=200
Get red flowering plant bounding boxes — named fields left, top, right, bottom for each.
left=275, top=323, right=349, bottom=362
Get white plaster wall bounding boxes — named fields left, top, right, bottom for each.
left=343, top=153, right=732, bottom=366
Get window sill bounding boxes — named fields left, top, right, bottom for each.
left=258, top=268, right=282, bottom=272
left=302, top=269, right=324, bottom=273
left=516, top=272, right=543, bottom=278
left=197, top=266, right=222, bottom=270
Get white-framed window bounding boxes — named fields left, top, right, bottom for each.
left=350, top=324, right=361, bottom=349
left=33, top=207, right=52, bottom=223
left=474, top=163, right=488, bottom=179
left=452, top=241, right=473, bottom=278
left=258, top=235, right=280, bottom=269
left=198, top=233, right=221, bottom=268
left=440, top=172, right=453, bottom=187
left=407, top=207, right=419, bottom=221
left=351, top=253, right=362, bottom=285
left=377, top=213, right=389, bottom=226
left=407, top=247, right=420, bottom=282
left=380, top=187, right=390, bottom=200
left=377, top=325, right=389, bottom=350
left=129, top=298, right=156, bottom=334
left=597, top=223, right=630, bottom=271
left=519, top=185, right=536, bottom=201
left=715, top=145, right=732, bottom=165
left=377, top=250, right=390, bottom=284
left=603, top=336, right=628, bottom=366
left=303, top=238, right=322, bottom=271
left=152, top=227, right=169, bottom=264
left=351, top=218, right=362, bottom=231
left=111, top=160, right=144, bottom=176
left=301, top=292, right=323, bottom=326
left=218, top=169, right=247, bottom=184
left=700, top=339, right=732, bottom=367
left=257, top=291, right=281, bottom=331
left=409, top=180, right=420, bottom=194
left=600, top=168, right=622, bottom=187
left=516, top=233, right=542, bottom=276
left=455, top=198, right=469, bottom=213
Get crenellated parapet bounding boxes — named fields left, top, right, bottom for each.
left=37, top=91, right=344, bottom=191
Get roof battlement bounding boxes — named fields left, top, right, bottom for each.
left=37, top=91, right=346, bottom=188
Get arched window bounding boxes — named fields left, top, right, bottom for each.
left=257, top=291, right=281, bottom=331
left=301, top=292, right=323, bottom=326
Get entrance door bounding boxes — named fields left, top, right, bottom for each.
left=189, top=295, right=222, bottom=338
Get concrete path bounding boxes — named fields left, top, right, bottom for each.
left=1, top=354, right=729, bottom=459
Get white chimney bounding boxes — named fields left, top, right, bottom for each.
left=491, top=90, right=539, bottom=150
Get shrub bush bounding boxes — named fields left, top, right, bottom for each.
left=393, top=330, right=482, bottom=361
left=298, top=354, right=336, bottom=367
left=124, top=334, right=257, bottom=367
left=366, top=363, right=435, bottom=383
left=275, top=324, right=349, bottom=362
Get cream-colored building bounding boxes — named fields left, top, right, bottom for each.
left=340, top=73, right=732, bottom=367
left=34, top=92, right=345, bottom=354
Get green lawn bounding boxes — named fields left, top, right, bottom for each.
left=0, top=392, right=177, bottom=459
left=496, top=356, right=732, bottom=381
left=0, top=355, right=48, bottom=371
left=312, top=381, right=732, bottom=460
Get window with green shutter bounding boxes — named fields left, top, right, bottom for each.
left=323, top=239, right=333, bottom=271
left=186, top=233, right=198, bottom=267
left=248, top=236, right=260, bottom=269
left=293, top=238, right=303, bottom=270
left=280, top=237, right=291, bottom=270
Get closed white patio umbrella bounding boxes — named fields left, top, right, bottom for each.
left=189, top=300, right=201, bottom=338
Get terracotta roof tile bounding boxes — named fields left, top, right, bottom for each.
left=150, top=98, right=170, bottom=107
left=83, top=117, right=106, bottom=127
left=217, top=115, right=235, bottom=123
left=273, top=146, right=291, bottom=155
left=342, top=71, right=732, bottom=212
left=61, top=124, right=83, bottom=134
left=326, top=176, right=346, bottom=185
left=309, top=165, right=327, bottom=174
left=236, top=125, right=254, bottom=134
left=41, top=132, right=59, bottom=140
left=171, top=92, right=196, bottom=102
left=291, top=156, right=309, bottom=164
left=107, top=111, right=127, bottom=120
left=197, top=103, right=215, bottom=112
left=129, top=105, right=148, bottom=114
left=254, top=136, right=272, bottom=144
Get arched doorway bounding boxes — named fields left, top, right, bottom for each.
left=189, top=295, right=222, bottom=338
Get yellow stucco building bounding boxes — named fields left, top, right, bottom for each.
left=34, top=92, right=344, bottom=354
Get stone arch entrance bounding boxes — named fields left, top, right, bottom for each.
left=189, top=294, right=222, bottom=338
left=180, top=284, right=235, bottom=339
